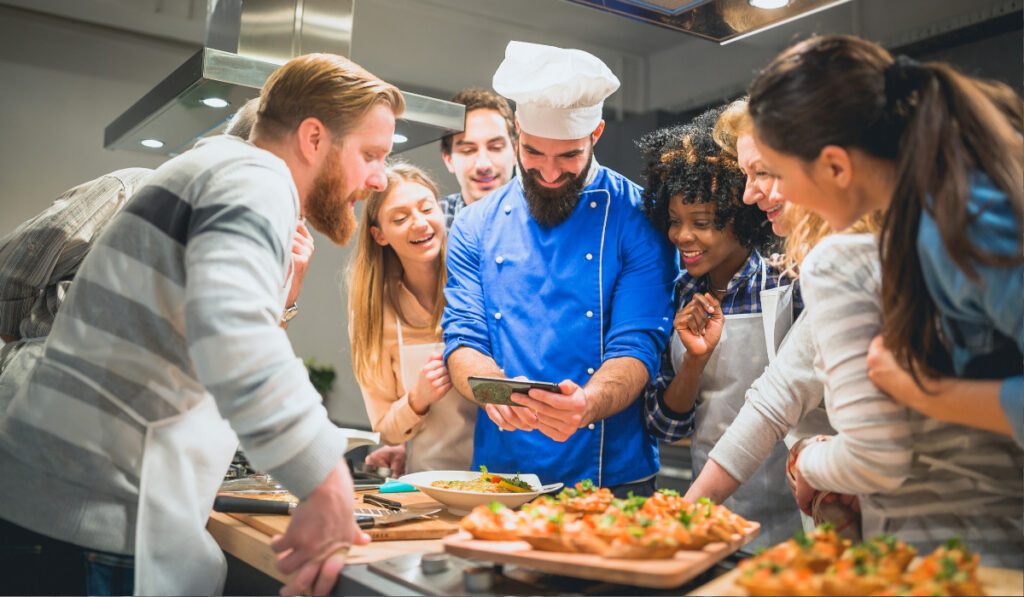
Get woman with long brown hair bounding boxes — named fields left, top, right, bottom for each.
left=348, top=163, right=476, bottom=473
left=748, top=34, right=1022, bottom=442
left=745, top=34, right=1023, bottom=564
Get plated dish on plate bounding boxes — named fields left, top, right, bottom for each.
left=398, top=469, right=563, bottom=515
left=429, top=467, right=534, bottom=493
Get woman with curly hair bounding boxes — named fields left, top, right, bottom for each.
left=636, top=106, right=797, bottom=548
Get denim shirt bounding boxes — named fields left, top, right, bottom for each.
left=917, top=171, right=1023, bottom=445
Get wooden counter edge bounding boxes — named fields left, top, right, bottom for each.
left=208, top=511, right=290, bottom=584
left=208, top=510, right=448, bottom=578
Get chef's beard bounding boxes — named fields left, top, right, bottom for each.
left=518, top=149, right=593, bottom=227
left=304, top=146, right=362, bottom=246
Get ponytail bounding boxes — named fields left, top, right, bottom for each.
left=749, top=34, right=1023, bottom=380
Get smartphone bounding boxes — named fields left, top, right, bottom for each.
left=467, top=375, right=562, bottom=406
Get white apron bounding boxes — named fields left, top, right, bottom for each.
left=134, top=395, right=238, bottom=596
left=396, top=317, right=476, bottom=473
left=673, top=262, right=800, bottom=548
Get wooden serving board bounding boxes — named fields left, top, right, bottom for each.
left=442, top=522, right=760, bottom=589
left=226, top=492, right=461, bottom=541
left=686, top=560, right=1024, bottom=596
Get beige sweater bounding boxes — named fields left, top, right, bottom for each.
left=355, top=282, right=451, bottom=445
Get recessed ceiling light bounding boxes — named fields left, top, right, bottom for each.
left=749, top=0, right=789, bottom=8
left=392, top=133, right=408, bottom=144
left=140, top=139, right=165, bottom=148
left=200, top=97, right=230, bottom=108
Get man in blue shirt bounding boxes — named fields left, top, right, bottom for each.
left=442, top=41, right=676, bottom=496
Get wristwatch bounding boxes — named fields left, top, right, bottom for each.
left=281, top=302, right=299, bottom=324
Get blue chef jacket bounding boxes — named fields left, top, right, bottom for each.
left=442, top=164, right=676, bottom=487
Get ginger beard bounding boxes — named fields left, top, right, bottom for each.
left=517, top=146, right=593, bottom=227
left=304, top=145, right=362, bottom=246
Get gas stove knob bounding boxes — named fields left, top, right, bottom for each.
left=419, top=552, right=450, bottom=575
left=463, top=565, right=493, bottom=593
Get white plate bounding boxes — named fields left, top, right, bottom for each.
left=398, top=470, right=563, bottom=516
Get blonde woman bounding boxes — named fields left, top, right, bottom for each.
left=349, top=163, right=476, bottom=473
left=681, top=99, right=877, bottom=541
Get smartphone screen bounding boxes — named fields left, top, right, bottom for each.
left=467, top=375, right=561, bottom=406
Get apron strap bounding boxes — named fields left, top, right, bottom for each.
left=759, top=255, right=767, bottom=292
left=395, top=314, right=409, bottom=393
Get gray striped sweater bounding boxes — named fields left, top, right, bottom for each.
left=798, top=233, right=1023, bottom=567
left=0, top=135, right=346, bottom=554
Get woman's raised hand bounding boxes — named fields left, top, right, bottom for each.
left=673, top=292, right=724, bottom=357
left=409, top=352, right=452, bottom=414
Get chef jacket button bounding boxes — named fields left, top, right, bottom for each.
left=504, top=204, right=512, bottom=214
left=586, top=310, right=593, bottom=318
left=496, top=256, right=504, bottom=264
left=587, top=423, right=596, bottom=430
left=589, top=201, right=597, bottom=208
left=494, top=312, right=502, bottom=320
left=587, top=367, right=595, bottom=375
left=585, top=253, right=593, bottom=261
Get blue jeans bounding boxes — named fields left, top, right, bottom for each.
left=0, top=518, right=134, bottom=596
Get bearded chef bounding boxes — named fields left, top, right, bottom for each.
left=442, top=41, right=676, bottom=497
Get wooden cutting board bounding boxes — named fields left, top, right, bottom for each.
left=226, top=491, right=461, bottom=541
left=443, top=522, right=760, bottom=589
left=686, top=561, right=1024, bottom=596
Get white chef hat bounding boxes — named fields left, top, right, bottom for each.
left=492, top=41, right=620, bottom=140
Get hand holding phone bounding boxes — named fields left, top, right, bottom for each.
left=468, top=375, right=562, bottom=406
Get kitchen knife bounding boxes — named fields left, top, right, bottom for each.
left=355, top=507, right=441, bottom=529
left=214, top=495, right=295, bottom=515
left=363, top=493, right=402, bottom=511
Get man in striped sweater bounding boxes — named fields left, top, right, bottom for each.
left=0, top=54, right=403, bottom=596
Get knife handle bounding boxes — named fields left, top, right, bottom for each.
left=363, top=494, right=402, bottom=511
left=214, top=495, right=294, bottom=515
left=355, top=515, right=376, bottom=529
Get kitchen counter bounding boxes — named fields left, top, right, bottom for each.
left=208, top=497, right=1024, bottom=596
left=206, top=494, right=736, bottom=596
left=207, top=491, right=452, bottom=586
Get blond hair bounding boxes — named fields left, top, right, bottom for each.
left=712, top=97, right=752, bottom=158
left=254, top=53, right=405, bottom=142
left=780, top=206, right=884, bottom=277
left=712, top=96, right=883, bottom=273
left=348, top=163, right=445, bottom=388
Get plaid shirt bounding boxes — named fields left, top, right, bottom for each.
left=439, top=192, right=466, bottom=230
left=643, top=250, right=803, bottom=442
left=0, top=168, right=152, bottom=372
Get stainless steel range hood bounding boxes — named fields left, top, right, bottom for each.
left=564, top=0, right=853, bottom=44
left=104, top=0, right=464, bottom=156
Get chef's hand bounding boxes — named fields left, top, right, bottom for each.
left=271, top=462, right=371, bottom=596
left=284, top=220, right=315, bottom=313
left=481, top=376, right=540, bottom=433
left=409, top=353, right=452, bottom=415
left=365, top=444, right=407, bottom=477
left=674, top=293, right=724, bottom=357
left=509, top=379, right=586, bottom=443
